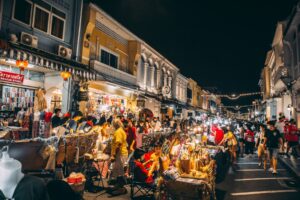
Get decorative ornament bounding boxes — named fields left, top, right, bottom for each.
left=16, top=60, right=28, bottom=72
left=61, top=71, right=71, bottom=81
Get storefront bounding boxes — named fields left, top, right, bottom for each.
left=0, top=43, right=95, bottom=117
left=0, top=61, right=71, bottom=114
left=87, top=81, right=138, bottom=118
left=0, top=63, right=43, bottom=116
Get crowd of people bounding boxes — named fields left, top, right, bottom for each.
left=40, top=109, right=299, bottom=196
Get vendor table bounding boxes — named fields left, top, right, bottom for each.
left=0, top=127, right=29, bottom=140
left=165, top=177, right=212, bottom=200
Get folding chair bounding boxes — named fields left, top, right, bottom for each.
left=130, top=179, right=157, bottom=199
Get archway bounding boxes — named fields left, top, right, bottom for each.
left=139, top=108, right=154, bottom=121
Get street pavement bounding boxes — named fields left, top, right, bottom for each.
left=84, top=155, right=300, bottom=200
left=216, top=155, right=300, bottom=200
left=279, top=155, right=300, bottom=179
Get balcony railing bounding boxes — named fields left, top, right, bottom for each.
left=90, top=60, right=137, bottom=85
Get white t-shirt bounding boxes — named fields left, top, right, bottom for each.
left=33, top=112, right=40, bottom=121
left=276, top=121, right=284, bottom=133
left=154, top=121, right=161, bottom=132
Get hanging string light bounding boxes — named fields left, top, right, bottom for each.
left=217, top=92, right=262, bottom=100
left=222, top=104, right=254, bottom=110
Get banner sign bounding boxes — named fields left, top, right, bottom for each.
left=0, top=71, right=24, bottom=84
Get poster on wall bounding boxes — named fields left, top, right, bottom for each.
left=0, top=71, right=24, bottom=84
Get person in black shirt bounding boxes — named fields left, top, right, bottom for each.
left=51, top=108, right=62, bottom=129
left=264, top=121, right=283, bottom=174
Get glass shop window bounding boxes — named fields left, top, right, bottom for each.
left=13, top=0, right=32, bottom=25
left=187, top=88, right=192, bottom=99
left=51, top=15, right=64, bottom=39
left=34, top=6, right=50, bottom=33
left=51, top=7, right=65, bottom=39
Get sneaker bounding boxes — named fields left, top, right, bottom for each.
left=258, top=162, right=262, bottom=167
left=272, top=170, right=277, bottom=175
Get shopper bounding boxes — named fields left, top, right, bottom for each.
left=286, top=119, right=299, bottom=158
left=99, top=113, right=106, bottom=126
left=220, top=126, right=237, bottom=165
left=126, top=120, right=137, bottom=153
left=51, top=108, right=62, bottom=128
left=244, top=125, right=255, bottom=156
left=109, top=119, right=128, bottom=196
left=238, top=126, right=245, bottom=157
left=136, top=121, right=145, bottom=148
left=256, top=124, right=267, bottom=169
left=214, top=124, right=224, bottom=145
left=264, top=121, right=283, bottom=174
left=153, top=117, right=162, bottom=132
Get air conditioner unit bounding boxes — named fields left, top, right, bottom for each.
left=20, top=32, right=38, bottom=48
left=58, top=45, right=72, bottom=59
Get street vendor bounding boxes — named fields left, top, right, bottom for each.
left=133, top=148, right=154, bottom=185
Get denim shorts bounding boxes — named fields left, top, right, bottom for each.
left=268, top=148, right=279, bottom=159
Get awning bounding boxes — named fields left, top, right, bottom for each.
left=89, top=81, right=137, bottom=99
left=0, top=41, right=96, bottom=80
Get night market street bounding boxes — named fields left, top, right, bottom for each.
left=216, top=156, right=300, bottom=200
left=2, top=0, right=300, bottom=200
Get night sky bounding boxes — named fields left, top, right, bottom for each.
left=94, top=0, right=298, bottom=108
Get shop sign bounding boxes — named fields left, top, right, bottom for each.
left=0, top=71, right=24, bottom=84
left=137, top=99, right=145, bottom=107
left=78, top=91, right=88, bottom=101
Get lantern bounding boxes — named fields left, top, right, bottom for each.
left=16, top=60, right=28, bottom=72
left=60, top=71, right=71, bottom=81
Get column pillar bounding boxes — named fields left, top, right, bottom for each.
left=150, top=66, right=155, bottom=89
left=163, top=73, right=168, bottom=88
left=156, top=69, right=161, bottom=90
left=179, top=82, right=182, bottom=101
left=176, top=80, right=179, bottom=99
left=144, top=63, right=149, bottom=88
left=168, top=76, right=172, bottom=98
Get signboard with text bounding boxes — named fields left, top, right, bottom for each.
left=0, top=71, right=24, bottom=84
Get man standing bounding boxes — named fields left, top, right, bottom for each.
left=109, top=119, right=128, bottom=196
left=264, top=121, right=283, bottom=174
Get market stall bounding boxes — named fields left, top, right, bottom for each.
left=131, top=130, right=228, bottom=200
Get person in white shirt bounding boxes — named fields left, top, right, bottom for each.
left=153, top=117, right=162, bottom=132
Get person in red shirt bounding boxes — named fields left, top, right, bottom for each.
left=126, top=120, right=137, bottom=153
left=133, top=148, right=154, bottom=185
left=286, top=119, right=299, bottom=157
left=214, top=124, right=224, bottom=145
left=244, top=125, right=255, bottom=156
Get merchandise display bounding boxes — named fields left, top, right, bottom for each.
left=0, top=86, right=34, bottom=111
